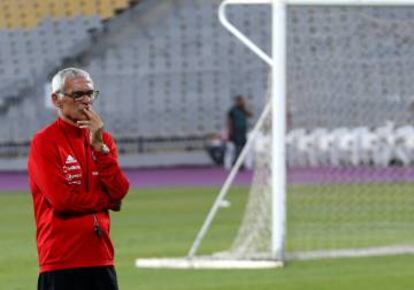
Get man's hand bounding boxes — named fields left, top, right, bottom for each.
left=77, top=108, right=105, bottom=151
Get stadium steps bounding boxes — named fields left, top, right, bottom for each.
left=0, top=1, right=144, bottom=115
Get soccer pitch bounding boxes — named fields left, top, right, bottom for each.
left=1, top=185, right=414, bottom=290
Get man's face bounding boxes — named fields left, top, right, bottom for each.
left=53, top=76, right=94, bottom=122
left=236, top=97, right=245, bottom=107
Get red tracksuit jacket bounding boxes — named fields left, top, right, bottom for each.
left=28, top=118, right=129, bottom=273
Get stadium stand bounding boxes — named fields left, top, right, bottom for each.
left=0, top=0, right=138, bottom=116
left=2, top=1, right=414, bottom=168
left=0, top=0, right=270, bottom=156
left=0, top=16, right=103, bottom=125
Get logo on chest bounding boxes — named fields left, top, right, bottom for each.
left=62, top=154, right=82, bottom=185
left=65, top=155, right=77, bottom=164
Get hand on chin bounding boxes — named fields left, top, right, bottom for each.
left=78, top=109, right=90, bottom=120
left=67, top=112, right=89, bottom=125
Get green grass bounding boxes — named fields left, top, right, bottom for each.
left=288, top=183, right=414, bottom=251
left=2, top=185, right=414, bottom=290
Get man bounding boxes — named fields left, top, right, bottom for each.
left=28, top=68, right=129, bottom=290
left=227, top=95, right=253, bottom=165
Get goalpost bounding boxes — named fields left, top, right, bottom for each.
left=136, top=0, right=414, bottom=269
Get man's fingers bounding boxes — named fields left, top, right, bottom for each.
left=77, top=121, right=91, bottom=128
left=82, top=108, right=102, bottom=123
left=87, top=107, right=97, bottom=114
left=83, top=107, right=99, bottom=116
left=82, top=108, right=94, bottom=117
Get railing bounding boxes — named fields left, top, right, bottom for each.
left=0, top=134, right=211, bottom=158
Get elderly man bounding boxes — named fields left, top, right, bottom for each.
left=28, top=68, right=129, bottom=290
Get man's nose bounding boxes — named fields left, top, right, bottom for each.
left=76, top=95, right=93, bottom=104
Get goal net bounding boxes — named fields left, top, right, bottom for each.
left=228, top=4, right=414, bottom=262
left=136, top=2, right=414, bottom=269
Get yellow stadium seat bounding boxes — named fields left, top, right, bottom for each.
left=101, top=9, right=115, bottom=20
left=1, top=2, right=12, bottom=20
left=21, top=8, right=39, bottom=28
left=34, top=0, right=52, bottom=19
left=5, top=2, right=22, bottom=29
left=0, top=3, right=6, bottom=28
left=49, top=0, right=67, bottom=18
left=79, top=1, right=99, bottom=16
left=0, top=14, right=5, bottom=29
left=66, top=0, right=82, bottom=17
left=99, top=0, right=114, bottom=8
left=97, top=0, right=115, bottom=19
left=113, top=0, right=129, bottom=10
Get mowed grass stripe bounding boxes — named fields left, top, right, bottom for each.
left=1, top=185, right=414, bottom=290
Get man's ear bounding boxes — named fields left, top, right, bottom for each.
left=51, top=93, right=62, bottom=108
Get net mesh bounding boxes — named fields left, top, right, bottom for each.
left=228, top=88, right=273, bottom=260
left=225, top=6, right=414, bottom=261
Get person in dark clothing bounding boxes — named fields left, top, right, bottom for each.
left=227, top=95, right=253, bottom=165
left=205, top=132, right=227, bottom=165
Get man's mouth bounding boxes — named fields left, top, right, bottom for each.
left=78, top=104, right=90, bottom=111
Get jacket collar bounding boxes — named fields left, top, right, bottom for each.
left=57, top=117, right=85, bottom=138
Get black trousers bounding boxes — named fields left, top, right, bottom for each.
left=232, top=140, right=247, bottom=166
left=38, top=266, right=119, bottom=290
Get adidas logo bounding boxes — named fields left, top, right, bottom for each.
left=65, top=155, right=77, bottom=164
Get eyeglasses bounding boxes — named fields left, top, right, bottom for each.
left=60, top=90, right=100, bottom=102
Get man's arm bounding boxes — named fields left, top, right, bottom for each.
left=78, top=108, right=129, bottom=202
left=241, top=101, right=254, bottom=118
left=227, top=110, right=234, bottom=141
left=93, top=133, right=130, bottom=202
left=29, top=136, right=117, bottom=215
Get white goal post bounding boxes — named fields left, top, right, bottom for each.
left=136, top=0, right=414, bottom=269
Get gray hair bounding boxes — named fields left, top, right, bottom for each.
left=51, top=67, right=93, bottom=94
